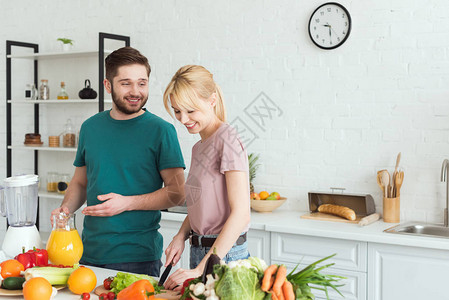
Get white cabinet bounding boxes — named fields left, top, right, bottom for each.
left=247, top=229, right=271, bottom=264
left=159, top=219, right=191, bottom=270
left=368, top=242, right=449, bottom=300
left=271, top=232, right=367, bottom=300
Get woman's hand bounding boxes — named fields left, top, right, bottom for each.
left=164, top=234, right=186, bottom=267
left=163, top=267, right=202, bottom=291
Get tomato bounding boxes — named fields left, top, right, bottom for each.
left=99, top=293, right=108, bottom=300
left=107, top=291, right=116, bottom=300
left=103, top=276, right=114, bottom=290
left=0, top=259, right=25, bottom=278
left=81, top=293, right=90, bottom=300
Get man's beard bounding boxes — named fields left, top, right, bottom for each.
left=111, top=86, right=148, bottom=115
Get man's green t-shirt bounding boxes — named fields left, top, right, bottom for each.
left=74, top=110, right=185, bottom=265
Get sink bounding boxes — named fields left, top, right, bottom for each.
left=384, top=223, right=449, bottom=239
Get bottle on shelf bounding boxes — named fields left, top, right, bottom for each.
left=57, top=81, right=69, bottom=100
left=39, top=79, right=50, bottom=100
left=62, top=119, right=76, bottom=148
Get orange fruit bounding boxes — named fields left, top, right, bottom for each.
left=23, top=277, right=53, bottom=300
left=67, top=266, right=97, bottom=294
left=259, top=191, right=269, bottom=200
left=0, top=259, right=24, bottom=278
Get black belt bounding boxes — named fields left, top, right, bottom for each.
left=190, top=232, right=247, bottom=248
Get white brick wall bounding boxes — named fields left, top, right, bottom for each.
left=1, top=0, right=449, bottom=233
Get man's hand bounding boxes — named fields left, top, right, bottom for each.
left=50, top=206, right=70, bottom=226
left=82, top=193, right=130, bottom=217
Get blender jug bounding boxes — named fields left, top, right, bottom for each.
left=1, top=175, right=39, bottom=226
left=1, top=175, right=42, bottom=257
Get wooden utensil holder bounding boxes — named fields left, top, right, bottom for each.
left=383, top=197, right=400, bottom=223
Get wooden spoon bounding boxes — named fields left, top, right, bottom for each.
left=395, top=171, right=404, bottom=197
left=376, top=172, right=385, bottom=196
left=392, top=152, right=401, bottom=196
left=380, top=170, right=390, bottom=198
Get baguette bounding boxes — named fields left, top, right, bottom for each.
left=317, top=204, right=356, bottom=221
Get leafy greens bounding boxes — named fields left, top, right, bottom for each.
left=110, top=271, right=159, bottom=294
left=214, top=264, right=266, bottom=300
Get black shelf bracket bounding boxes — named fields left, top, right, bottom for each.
left=6, top=40, right=39, bottom=227
left=98, top=33, right=131, bottom=112
left=6, top=41, right=39, bottom=178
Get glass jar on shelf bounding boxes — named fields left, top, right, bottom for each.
left=46, top=172, right=59, bottom=192
left=57, top=81, right=69, bottom=100
left=39, top=79, right=50, bottom=100
left=57, top=174, right=71, bottom=194
left=62, top=119, right=76, bottom=148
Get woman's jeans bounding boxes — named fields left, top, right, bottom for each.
left=190, top=233, right=250, bottom=269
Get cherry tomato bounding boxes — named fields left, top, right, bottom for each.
left=81, top=293, right=90, bottom=300
left=107, top=291, right=115, bottom=300
left=103, top=277, right=114, bottom=290
left=99, top=293, right=108, bottom=300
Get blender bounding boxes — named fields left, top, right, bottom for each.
left=1, top=174, right=43, bottom=258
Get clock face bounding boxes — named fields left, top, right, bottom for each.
left=308, top=2, right=352, bottom=50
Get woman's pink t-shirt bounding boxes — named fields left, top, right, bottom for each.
left=186, top=123, right=250, bottom=235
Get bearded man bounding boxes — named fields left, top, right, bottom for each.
left=51, top=47, right=185, bottom=276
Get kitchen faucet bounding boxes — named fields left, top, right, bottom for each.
left=441, top=159, right=449, bottom=227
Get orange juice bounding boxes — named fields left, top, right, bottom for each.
left=46, top=229, right=83, bottom=266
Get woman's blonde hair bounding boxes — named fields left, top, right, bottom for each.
left=163, top=65, right=226, bottom=122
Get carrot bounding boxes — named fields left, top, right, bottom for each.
left=271, top=291, right=279, bottom=300
left=272, top=265, right=287, bottom=297
left=282, top=280, right=295, bottom=300
left=262, top=264, right=278, bottom=291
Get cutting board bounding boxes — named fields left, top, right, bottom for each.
left=301, top=212, right=363, bottom=223
left=94, top=285, right=181, bottom=299
left=0, top=285, right=66, bottom=296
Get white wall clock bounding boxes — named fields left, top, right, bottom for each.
left=308, top=2, right=352, bottom=50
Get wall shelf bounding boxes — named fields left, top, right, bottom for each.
left=6, top=33, right=130, bottom=229
left=7, top=99, right=113, bottom=104
left=7, top=50, right=113, bottom=60
left=38, top=190, right=64, bottom=200
left=8, top=145, right=77, bottom=152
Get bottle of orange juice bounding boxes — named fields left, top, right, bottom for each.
left=46, top=213, right=83, bottom=266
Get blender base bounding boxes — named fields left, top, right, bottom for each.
left=2, top=225, right=43, bottom=258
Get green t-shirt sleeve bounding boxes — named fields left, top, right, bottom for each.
left=74, top=124, right=86, bottom=167
left=158, top=124, right=185, bottom=171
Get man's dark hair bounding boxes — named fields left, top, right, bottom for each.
left=105, top=46, right=151, bottom=82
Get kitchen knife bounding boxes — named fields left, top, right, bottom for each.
left=158, top=263, right=173, bottom=286
left=358, top=213, right=380, bottom=226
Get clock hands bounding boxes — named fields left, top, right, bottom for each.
left=323, top=23, right=332, bottom=39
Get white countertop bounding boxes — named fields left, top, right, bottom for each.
left=162, top=209, right=449, bottom=251
left=1, top=265, right=118, bottom=300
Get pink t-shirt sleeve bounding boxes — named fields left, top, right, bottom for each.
left=219, top=126, right=248, bottom=174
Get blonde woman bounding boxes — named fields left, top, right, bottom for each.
left=163, top=65, right=250, bottom=290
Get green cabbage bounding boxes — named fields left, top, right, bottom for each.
left=110, top=271, right=158, bottom=294
left=247, top=257, right=268, bottom=276
left=214, top=264, right=266, bottom=300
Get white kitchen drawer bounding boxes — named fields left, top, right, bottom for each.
left=159, top=220, right=190, bottom=270
left=247, top=229, right=271, bottom=265
left=273, top=260, right=366, bottom=300
left=271, top=233, right=367, bottom=272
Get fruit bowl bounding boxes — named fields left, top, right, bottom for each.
left=250, top=197, right=287, bottom=213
